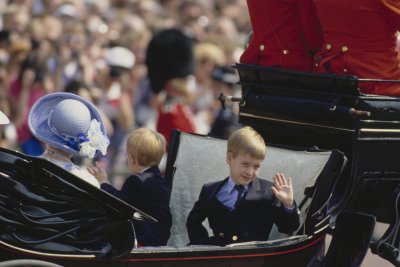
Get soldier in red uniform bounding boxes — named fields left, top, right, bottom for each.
left=146, top=28, right=196, bottom=149
left=240, top=0, right=323, bottom=72
left=313, top=0, right=400, bottom=96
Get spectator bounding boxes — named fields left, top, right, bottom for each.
left=9, top=53, right=50, bottom=155
left=0, top=0, right=254, bottom=183
left=96, top=46, right=135, bottom=179
left=191, top=41, right=226, bottom=134
left=209, top=65, right=241, bottom=138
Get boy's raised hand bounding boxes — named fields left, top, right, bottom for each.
left=271, top=173, right=294, bottom=208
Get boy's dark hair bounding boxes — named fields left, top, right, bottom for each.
left=64, top=80, right=90, bottom=94
left=19, top=54, right=46, bottom=82
left=0, top=30, right=10, bottom=44
left=109, top=66, right=124, bottom=78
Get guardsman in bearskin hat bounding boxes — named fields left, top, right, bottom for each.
left=313, top=0, right=400, bottom=96
left=240, top=0, right=322, bottom=72
left=145, top=28, right=196, bottom=149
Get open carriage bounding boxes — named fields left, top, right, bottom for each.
left=0, top=64, right=398, bottom=266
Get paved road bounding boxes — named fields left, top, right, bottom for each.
left=325, top=235, right=393, bottom=266
left=362, top=250, right=393, bottom=267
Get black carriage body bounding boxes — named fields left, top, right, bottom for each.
left=237, top=63, right=400, bottom=153
left=0, top=148, right=139, bottom=264
left=0, top=132, right=345, bottom=266
left=236, top=63, right=400, bottom=266
left=0, top=63, right=398, bottom=266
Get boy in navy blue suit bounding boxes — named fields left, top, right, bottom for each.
left=89, top=128, right=172, bottom=246
left=186, top=126, right=300, bottom=246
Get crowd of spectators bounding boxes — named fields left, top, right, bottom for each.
left=0, top=0, right=249, bottom=185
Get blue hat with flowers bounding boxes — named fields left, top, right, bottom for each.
left=28, top=92, right=109, bottom=158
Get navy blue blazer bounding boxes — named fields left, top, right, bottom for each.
left=101, top=166, right=172, bottom=246
left=186, top=177, right=300, bottom=246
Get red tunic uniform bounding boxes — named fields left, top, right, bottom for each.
left=157, top=103, right=196, bottom=150
left=313, top=0, right=400, bottom=96
left=240, top=0, right=322, bottom=72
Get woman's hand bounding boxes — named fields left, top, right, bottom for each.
left=87, top=162, right=108, bottom=184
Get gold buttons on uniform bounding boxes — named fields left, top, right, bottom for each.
left=232, top=235, right=238, bottom=241
left=283, top=49, right=289, bottom=55
left=343, top=69, right=348, bottom=73
left=315, top=63, right=319, bottom=67
left=325, top=44, right=332, bottom=50
left=219, top=233, right=224, bottom=237
left=259, top=44, right=265, bottom=51
left=341, top=46, right=348, bottom=52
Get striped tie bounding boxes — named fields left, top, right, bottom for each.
left=234, top=184, right=247, bottom=209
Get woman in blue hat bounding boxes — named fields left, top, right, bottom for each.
left=28, top=92, right=109, bottom=187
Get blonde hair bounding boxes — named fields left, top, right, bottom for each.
left=194, top=42, right=226, bottom=66
left=227, top=126, right=266, bottom=160
left=127, top=128, right=166, bottom=167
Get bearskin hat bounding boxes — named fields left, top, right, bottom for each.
left=145, top=28, right=195, bottom=94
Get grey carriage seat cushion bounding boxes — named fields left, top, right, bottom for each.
left=168, top=132, right=344, bottom=246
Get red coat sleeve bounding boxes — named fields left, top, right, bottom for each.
left=377, top=0, right=400, bottom=29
